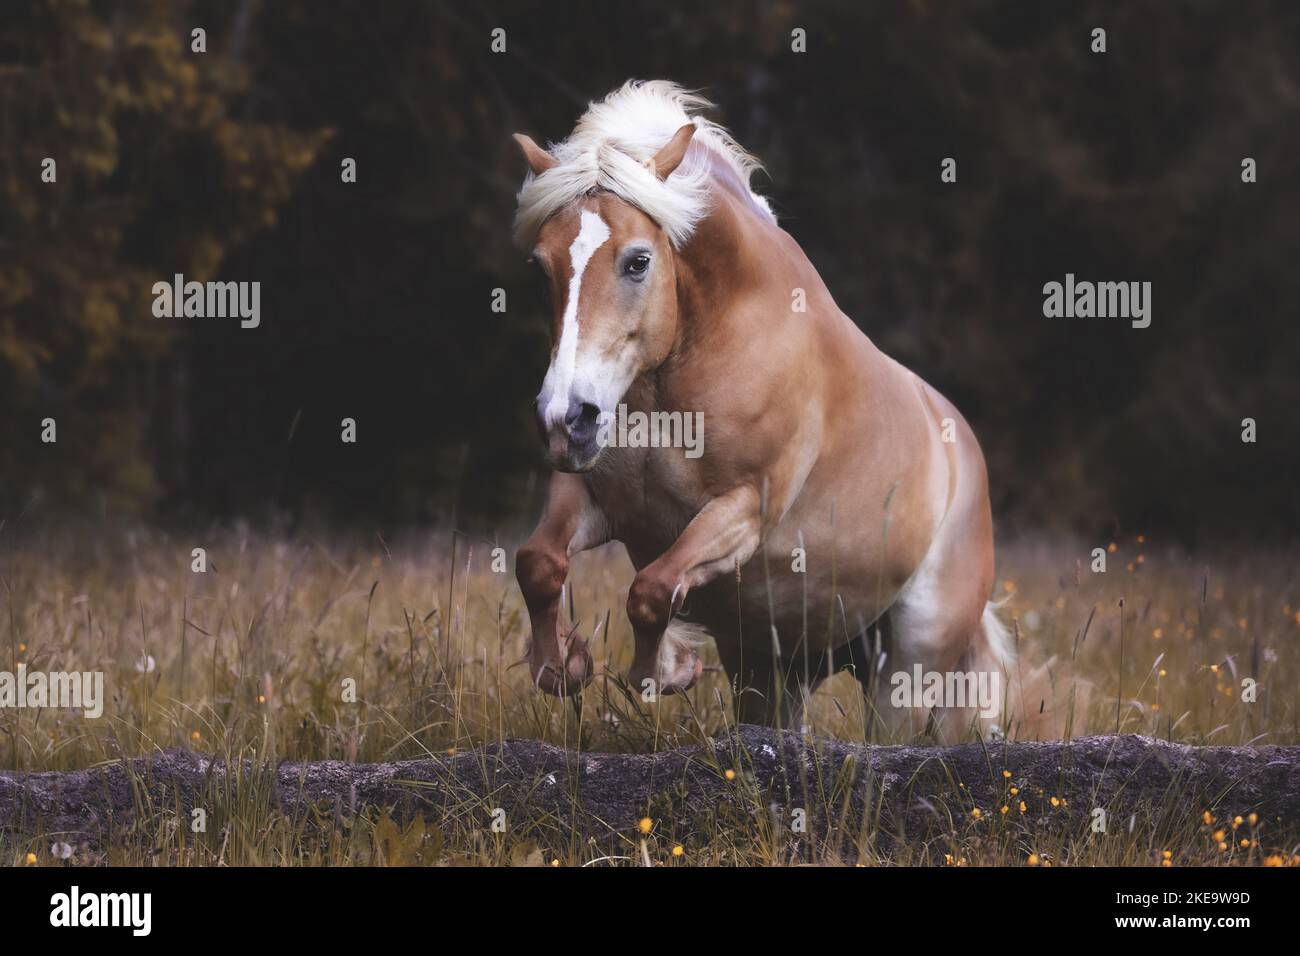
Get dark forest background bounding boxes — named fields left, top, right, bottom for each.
left=1, top=0, right=1297, bottom=546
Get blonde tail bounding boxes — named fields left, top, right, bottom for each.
left=957, top=602, right=1017, bottom=740
left=987, top=604, right=1093, bottom=741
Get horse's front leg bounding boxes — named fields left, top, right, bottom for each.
left=626, top=485, right=762, bottom=697
left=516, top=473, right=608, bottom=696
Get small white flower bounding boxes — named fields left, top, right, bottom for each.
left=135, top=654, right=156, bottom=674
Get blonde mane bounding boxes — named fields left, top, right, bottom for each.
left=513, top=80, right=774, bottom=249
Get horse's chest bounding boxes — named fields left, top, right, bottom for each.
left=585, top=448, right=705, bottom=566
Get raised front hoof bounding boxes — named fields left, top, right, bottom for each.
left=530, top=645, right=593, bottom=697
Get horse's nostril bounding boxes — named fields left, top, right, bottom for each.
left=565, top=402, right=600, bottom=441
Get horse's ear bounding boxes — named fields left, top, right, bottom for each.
left=648, top=123, right=697, bottom=179
left=513, top=133, right=558, bottom=175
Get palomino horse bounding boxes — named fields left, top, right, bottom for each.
left=512, top=81, right=1013, bottom=740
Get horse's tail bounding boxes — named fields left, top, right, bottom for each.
left=977, top=600, right=1017, bottom=674
left=975, top=601, right=1093, bottom=741
left=960, top=601, right=1016, bottom=738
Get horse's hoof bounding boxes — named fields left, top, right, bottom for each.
left=531, top=642, right=593, bottom=697
left=645, top=648, right=703, bottom=697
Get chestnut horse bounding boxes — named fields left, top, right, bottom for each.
left=511, top=81, right=1013, bottom=740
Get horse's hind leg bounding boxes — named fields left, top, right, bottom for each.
left=881, top=516, right=998, bottom=743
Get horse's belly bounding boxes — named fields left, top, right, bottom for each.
left=706, top=451, right=935, bottom=652
left=676, top=511, right=913, bottom=658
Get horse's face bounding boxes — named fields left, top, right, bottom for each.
left=529, top=192, right=679, bottom=472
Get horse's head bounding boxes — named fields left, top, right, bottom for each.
left=513, top=124, right=696, bottom=472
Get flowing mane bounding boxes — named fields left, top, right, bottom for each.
left=513, top=80, right=775, bottom=249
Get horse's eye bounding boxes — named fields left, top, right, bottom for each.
left=625, top=254, right=651, bottom=277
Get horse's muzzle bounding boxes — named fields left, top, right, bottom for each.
left=537, top=397, right=604, bottom=471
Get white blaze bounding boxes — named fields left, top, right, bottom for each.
left=545, top=209, right=611, bottom=428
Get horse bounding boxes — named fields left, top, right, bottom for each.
left=510, top=81, right=1014, bottom=741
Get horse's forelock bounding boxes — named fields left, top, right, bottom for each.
left=513, top=80, right=773, bottom=250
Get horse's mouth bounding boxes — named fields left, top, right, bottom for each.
left=549, top=443, right=604, bottom=473
left=545, top=430, right=604, bottom=473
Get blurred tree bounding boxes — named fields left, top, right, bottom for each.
left=1, top=0, right=1296, bottom=544
left=0, top=0, right=330, bottom=516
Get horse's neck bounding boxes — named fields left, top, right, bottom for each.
left=674, top=189, right=785, bottom=341
left=674, top=184, right=841, bottom=354
left=663, top=184, right=887, bottom=405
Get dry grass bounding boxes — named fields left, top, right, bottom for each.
left=1, top=525, right=1297, bottom=866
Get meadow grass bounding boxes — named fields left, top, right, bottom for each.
left=1, top=525, right=1296, bottom=866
